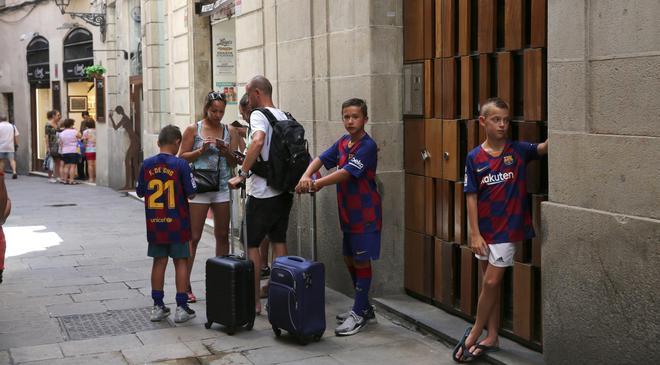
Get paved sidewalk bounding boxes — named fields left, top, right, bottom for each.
left=0, top=176, right=479, bottom=365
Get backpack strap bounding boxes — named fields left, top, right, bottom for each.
left=255, top=108, right=278, bottom=127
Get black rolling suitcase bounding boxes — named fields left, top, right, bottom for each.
left=204, top=186, right=255, bottom=334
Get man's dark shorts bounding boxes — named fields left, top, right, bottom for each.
left=245, top=193, right=293, bottom=248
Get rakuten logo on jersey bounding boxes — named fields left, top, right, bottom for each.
left=481, top=172, right=514, bottom=186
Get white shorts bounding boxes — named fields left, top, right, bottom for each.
left=475, top=242, right=516, bottom=267
left=189, top=190, right=230, bottom=204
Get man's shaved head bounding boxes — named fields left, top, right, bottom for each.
left=247, top=75, right=273, bottom=97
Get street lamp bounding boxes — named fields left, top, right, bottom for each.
left=54, top=0, right=106, bottom=41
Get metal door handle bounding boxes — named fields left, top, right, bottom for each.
left=443, top=152, right=450, bottom=160
left=421, top=149, right=430, bottom=161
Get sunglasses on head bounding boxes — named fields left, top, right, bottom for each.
left=208, top=91, right=226, bottom=102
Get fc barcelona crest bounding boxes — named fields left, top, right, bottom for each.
left=503, top=155, right=514, bottom=166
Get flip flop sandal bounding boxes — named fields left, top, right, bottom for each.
left=475, top=341, right=500, bottom=354
left=187, top=291, right=197, bottom=303
left=452, top=326, right=475, bottom=363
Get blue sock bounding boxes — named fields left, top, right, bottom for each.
left=352, top=264, right=372, bottom=317
left=151, top=290, right=164, bottom=307
left=175, top=292, right=188, bottom=309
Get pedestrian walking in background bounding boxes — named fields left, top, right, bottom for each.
left=295, top=98, right=382, bottom=336
left=44, top=110, right=62, bottom=183
left=0, top=113, right=19, bottom=179
left=177, top=91, right=239, bottom=303
left=0, top=168, right=13, bottom=284
left=228, top=76, right=294, bottom=315
left=58, top=118, right=82, bottom=185
left=82, top=119, right=97, bottom=183
left=453, top=98, right=548, bottom=362
left=136, top=125, right=198, bottom=323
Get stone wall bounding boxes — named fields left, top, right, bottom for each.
left=235, top=0, right=405, bottom=296
left=544, top=0, right=660, bottom=363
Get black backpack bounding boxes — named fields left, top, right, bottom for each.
left=251, top=108, right=311, bottom=192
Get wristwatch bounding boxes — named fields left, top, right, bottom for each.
left=238, top=169, right=249, bottom=179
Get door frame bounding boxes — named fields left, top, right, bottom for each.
left=129, top=75, right=143, bottom=165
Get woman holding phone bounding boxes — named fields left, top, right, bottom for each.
left=178, top=91, right=238, bottom=302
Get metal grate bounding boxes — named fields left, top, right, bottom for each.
left=58, top=307, right=173, bottom=340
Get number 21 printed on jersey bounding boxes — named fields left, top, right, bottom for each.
left=147, top=179, right=175, bottom=209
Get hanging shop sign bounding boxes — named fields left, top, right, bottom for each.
left=196, top=0, right=234, bottom=17
left=63, top=59, right=94, bottom=80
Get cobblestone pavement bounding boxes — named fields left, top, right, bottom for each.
left=0, top=176, right=480, bottom=365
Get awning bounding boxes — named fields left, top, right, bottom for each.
left=195, top=0, right=234, bottom=17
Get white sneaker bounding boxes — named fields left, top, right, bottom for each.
left=149, top=305, right=170, bottom=321
left=48, top=178, right=57, bottom=183
left=174, top=306, right=196, bottom=323
left=335, top=311, right=367, bottom=336
left=336, top=305, right=376, bottom=324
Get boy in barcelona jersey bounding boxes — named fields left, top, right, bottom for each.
left=136, top=125, right=198, bottom=323
left=453, top=98, right=548, bottom=362
left=296, top=98, right=382, bottom=336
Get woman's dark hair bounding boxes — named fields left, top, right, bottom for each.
left=239, top=93, right=249, bottom=109
left=62, top=118, right=75, bottom=128
left=203, top=91, right=227, bottom=118
left=47, top=110, right=60, bottom=119
left=158, top=125, right=182, bottom=145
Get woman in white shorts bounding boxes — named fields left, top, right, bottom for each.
left=178, top=91, right=239, bottom=302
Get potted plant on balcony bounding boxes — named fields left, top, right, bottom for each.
left=84, top=65, right=107, bottom=79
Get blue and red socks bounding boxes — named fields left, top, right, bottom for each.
left=176, top=292, right=189, bottom=309
left=151, top=289, right=165, bottom=307
left=352, top=264, right=372, bottom=317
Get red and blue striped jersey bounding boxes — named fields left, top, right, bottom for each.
left=136, top=153, right=196, bottom=244
left=319, top=134, right=382, bottom=233
left=464, top=141, right=539, bottom=244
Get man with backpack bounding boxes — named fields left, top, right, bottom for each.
left=229, top=75, right=308, bottom=315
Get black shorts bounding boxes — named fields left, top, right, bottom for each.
left=62, top=153, right=79, bottom=164
left=245, top=193, right=293, bottom=248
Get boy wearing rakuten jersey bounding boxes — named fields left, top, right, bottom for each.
left=452, top=98, right=548, bottom=362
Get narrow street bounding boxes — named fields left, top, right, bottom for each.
left=0, top=176, right=470, bottom=365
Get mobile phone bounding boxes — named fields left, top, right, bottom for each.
left=215, top=138, right=226, bottom=146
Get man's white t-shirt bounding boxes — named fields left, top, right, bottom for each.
left=246, top=107, right=287, bottom=199
left=0, top=122, right=18, bottom=153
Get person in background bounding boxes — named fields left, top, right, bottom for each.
left=0, top=113, right=18, bottom=179
left=44, top=110, right=62, bottom=183
left=82, top=119, right=97, bottom=183
left=58, top=118, right=82, bottom=185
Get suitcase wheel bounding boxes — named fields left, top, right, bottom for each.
left=297, top=336, right=310, bottom=346
left=245, top=320, right=254, bottom=331
left=227, top=326, right=236, bottom=335
left=272, top=326, right=282, bottom=337
left=204, top=322, right=212, bottom=329
left=313, top=334, right=322, bottom=342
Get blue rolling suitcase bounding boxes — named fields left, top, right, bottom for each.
left=268, top=195, right=325, bottom=344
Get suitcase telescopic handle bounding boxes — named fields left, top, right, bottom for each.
left=286, top=256, right=305, bottom=262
